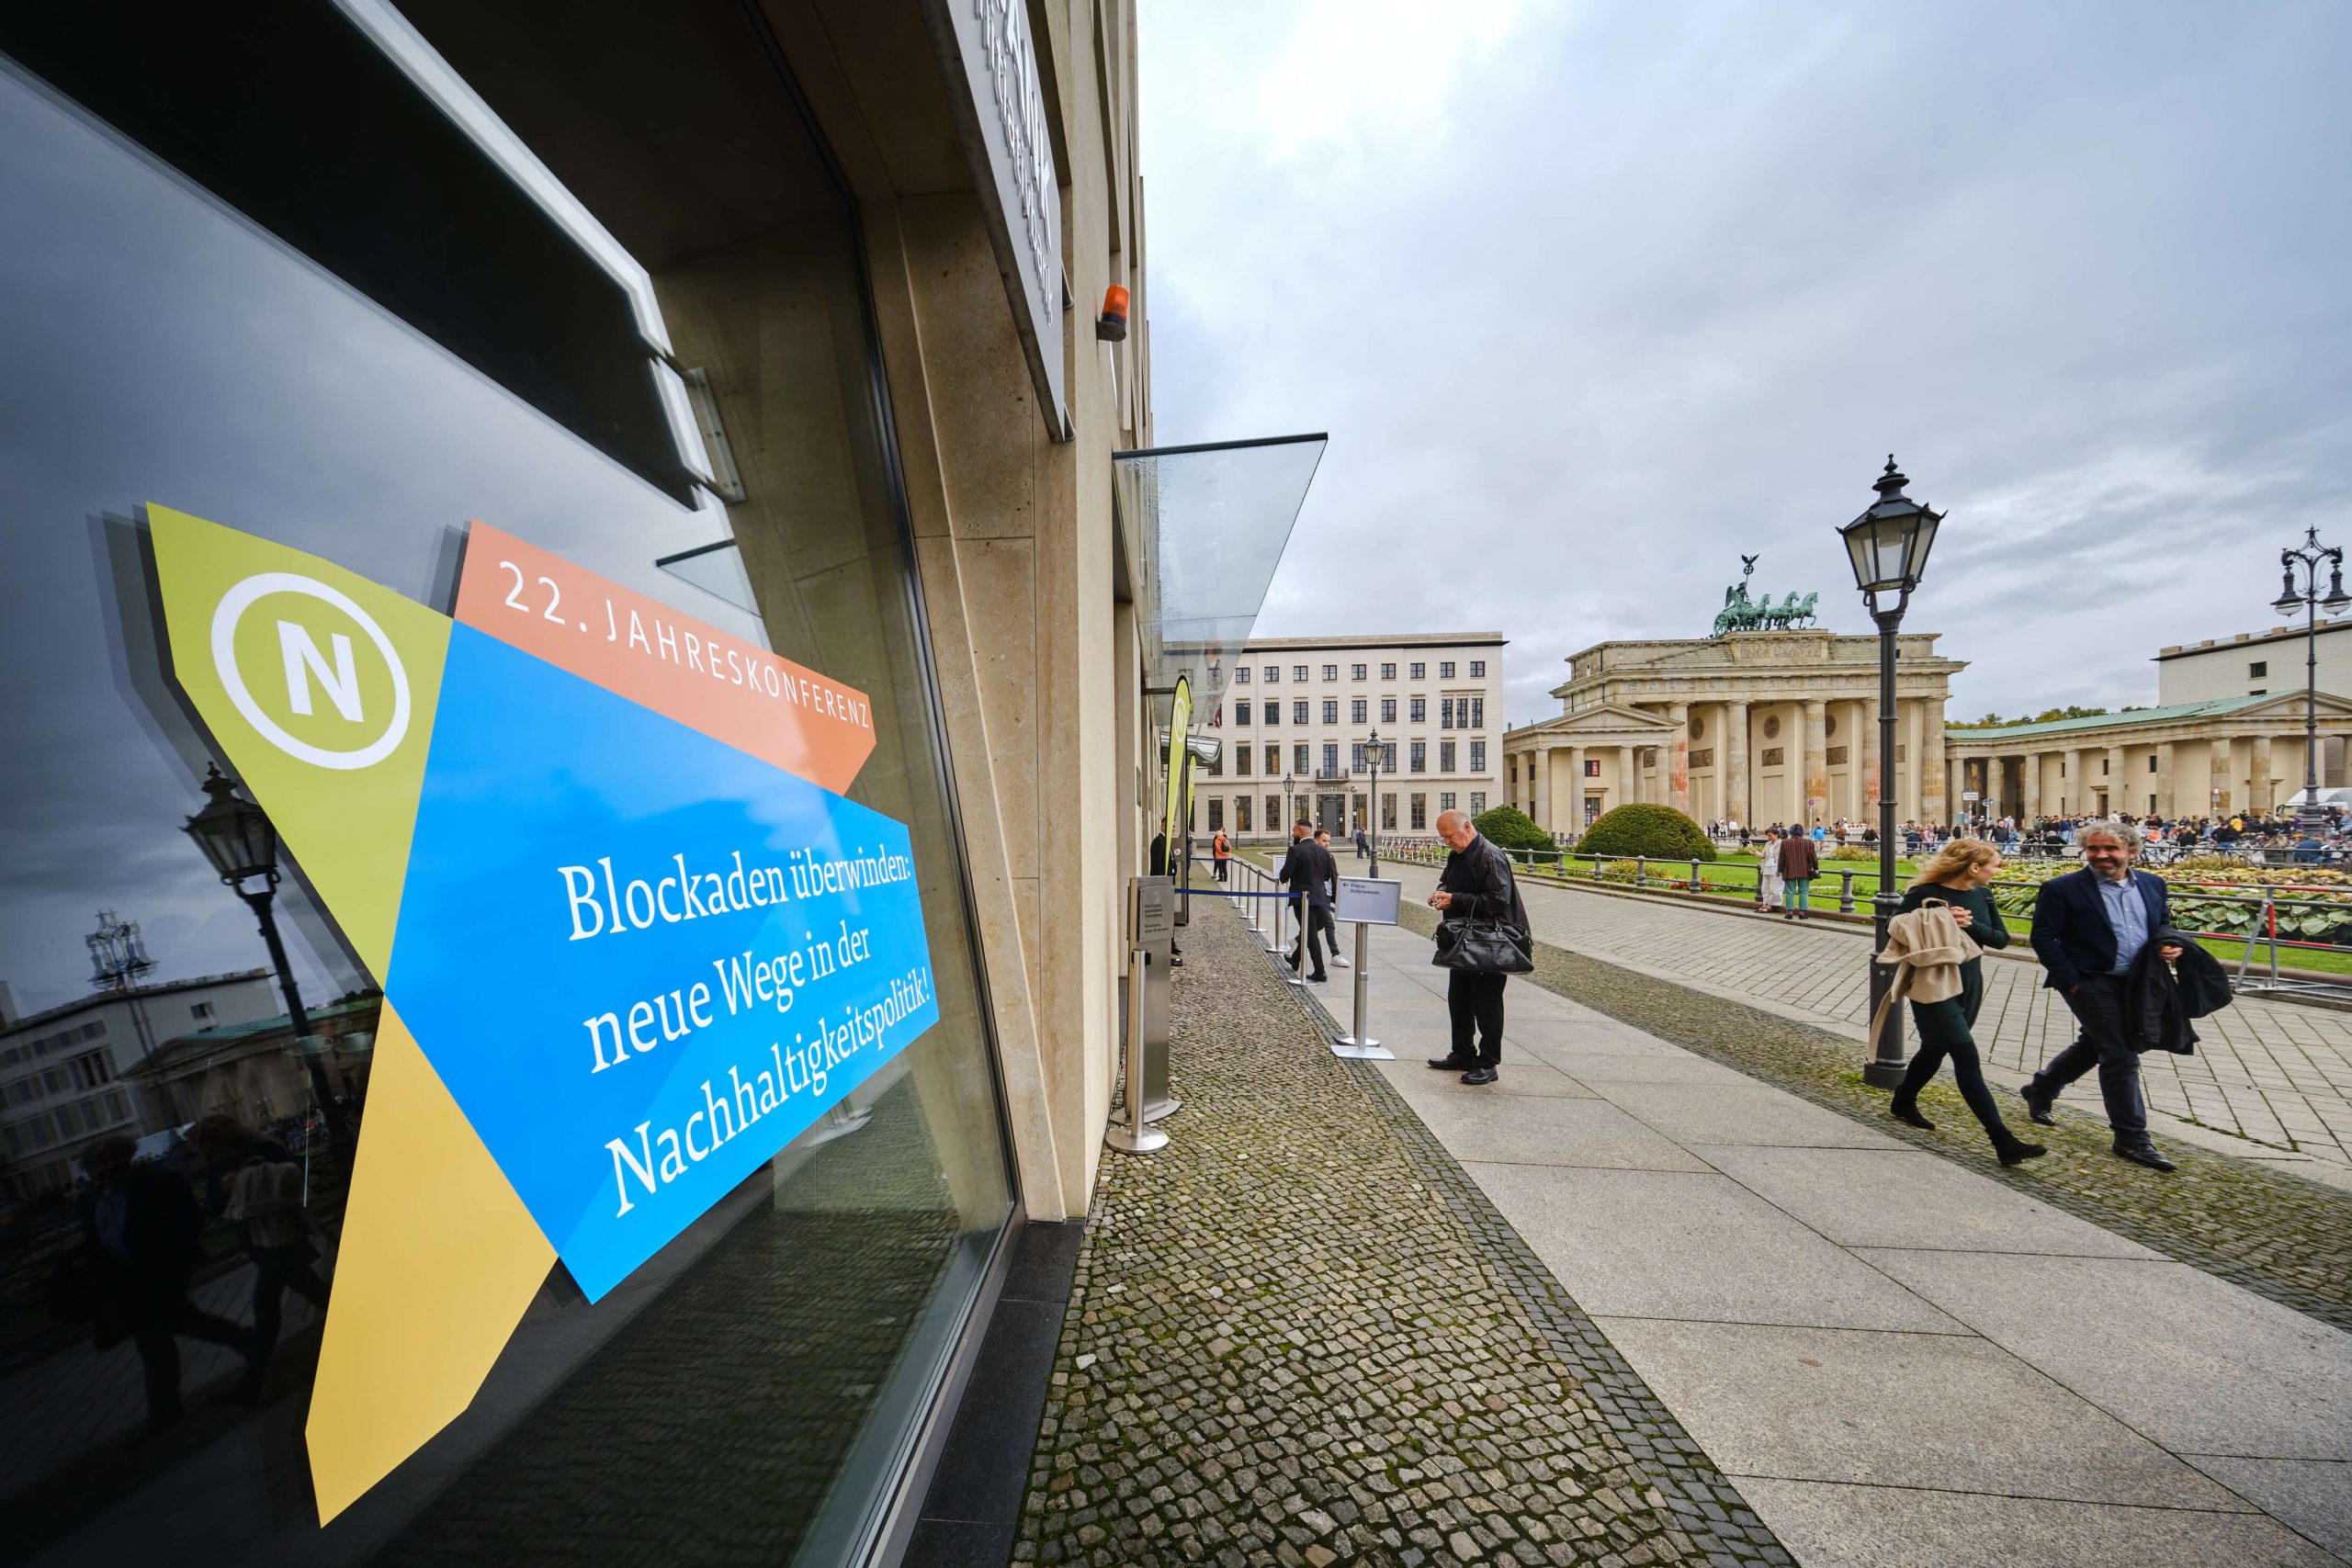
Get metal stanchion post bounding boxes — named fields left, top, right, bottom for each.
left=1104, top=944, right=1167, bottom=1155
left=1279, top=889, right=1306, bottom=987
left=1332, top=921, right=1392, bottom=1058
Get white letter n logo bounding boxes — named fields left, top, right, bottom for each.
left=278, top=620, right=364, bottom=721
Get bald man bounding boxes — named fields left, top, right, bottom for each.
left=1427, top=809, right=1530, bottom=1084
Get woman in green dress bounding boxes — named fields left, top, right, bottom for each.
left=1888, top=839, right=2048, bottom=1166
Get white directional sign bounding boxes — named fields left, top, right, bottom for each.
left=1335, top=877, right=1402, bottom=925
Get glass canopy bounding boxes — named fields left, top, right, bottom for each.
left=1114, top=433, right=1327, bottom=735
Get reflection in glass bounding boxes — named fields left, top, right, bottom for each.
left=0, top=6, right=1013, bottom=1562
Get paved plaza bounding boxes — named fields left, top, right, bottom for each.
left=1015, top=879, right=2352, bottom=1565
left=1374, top=862, right=2352, bottom=1179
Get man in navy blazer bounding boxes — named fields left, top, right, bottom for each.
left=2024, top=819, right=2185, bottom=1171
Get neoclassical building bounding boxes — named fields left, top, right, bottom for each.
left=1505, top=628, right=1963, bottom=831
left=1945, top=693, right=2352, bottom=818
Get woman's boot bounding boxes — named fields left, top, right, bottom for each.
left=1887, top=1093, right=1935, bottom=1130
left=1991, top=1126, right=2047, bottom=1166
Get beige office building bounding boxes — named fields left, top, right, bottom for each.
left=1505, top=629, right=1963, bottom=831
left=1944, top=694, right=2352, bottom=818
left=2157, top=619, right=2352, bottom=705
left=1201, top=633, right=1505, bottom=838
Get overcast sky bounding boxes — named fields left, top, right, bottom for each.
left=1138, top=0, right=2352, bottom=728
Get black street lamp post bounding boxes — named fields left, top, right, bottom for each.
left=2269, top=527, right=2351, bottom=831
left=1282, top=771, right=1295, bottom=835
left=1365, top=729, right=1384, bottom=875
left=1838, top=457, right=1943, bottom=1090
left=182, top=766, right=347, bottom=1138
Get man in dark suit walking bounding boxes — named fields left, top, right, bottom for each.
left=1425, top=809, right=1530, bottom=1085
left=2023, top=819, right=2185, bottom=1171
left=1276, top=820, right=1337, bottom=982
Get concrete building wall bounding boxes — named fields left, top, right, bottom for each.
left=2159, top=620, right=2352, bottom=705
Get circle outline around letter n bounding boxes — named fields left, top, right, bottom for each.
left=210, top=571, right=412, bottom=771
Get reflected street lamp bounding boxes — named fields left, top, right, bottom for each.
left=1838, top=457, right=1943, bottom=1090
left=2270, top=527, right=2351, bottom=832
left=182, top=766, right=347, bottom=1137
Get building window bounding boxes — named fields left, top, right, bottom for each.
left=1266, top=794, right=1282, bottom=826
left=1235, top=666, right=1250, bottom=682
left=190, top=1001, right=215, bottom=1021
left=1469, top=792, right=1486, bottom=813
left=2148, top=755, right=2158, bottom=773
left=1351, top=663, right=1366, bottom=681
left=1441, top=697, right=1454, bottom=729
left=1584, top=759, right=1600, bottom=777
left=1410, top=794, right=1428, bottom=829
left=1204, top=749, right=1222, bottom=776
left=1440, top=740, right=1457, bottom=772
left=1295, top=743, right=1311, bottom=773
left=1321, top=699, right=1339, bottom=724
left=1440, top=792, right=1456, bottom=813
left=2101, top=758, right=2109, bottom=774
left=1469, top=697, right=1484, bottom=729
left=1265, top=665, right=1280, bottom=682
left=1439, top=661, right=1455, bottom=679
left=1322, top=742, right=1339, bottom=773
left=1236, top=795, right=1253, bottom=833
left=1409, top=661, right=1426, bottom=679
left=2251, top=660, right=2267, bottom=677
left=1265, top=746, right=1280, bottom=774
left=1235, top=704, right=1250, bottom=726
left=1351, top=697, right=1367, bottom=724
left=1236, top=747, right=1251, bottom=776
left=1469, top=660, right=1485, bottom=677
left=2250, top=688, right=2267, bottom=695
left=1208, top=798, right=1223, bottom=831
left=1381, top=661, right=1396, bottom=680
left=1381, top=742, right=1397, bottom=771
left=1410, top=741, right=1428, bottom=773
left=1409, top=697, right=1427, bottom=723
left=1509, top=759, right=1519, bottom=784
left=1469, top=740, right=1487, bottom=771
left=1293, top=700, right=1310, bottom=725
left=1321, top=663, right=1338, bottom=682
left=1351, top=742, right=1367, bottom=771
left=1293, top=664, right=1308, bottom=682
left=1381, top=697, right=1396, bottom=723
left=1263, top=701, right=1278, bottom=725
left=1382, top=794, right=1398, bottom=829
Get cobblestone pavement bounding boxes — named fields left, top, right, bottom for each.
left=1382, top=862, right=2352, bottom=1170
left=1014, top=897, right=1792, bottom=1568
left=1365, top=893, right=2352, bottom=1335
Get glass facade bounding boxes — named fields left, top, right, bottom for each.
left=1, top=6, right=1012, bottom=1564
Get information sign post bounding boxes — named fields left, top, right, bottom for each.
left=1331, top=877, right=1401, bottom=1059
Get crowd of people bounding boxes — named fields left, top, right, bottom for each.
left=1710, top=807, right=2352, bottom=863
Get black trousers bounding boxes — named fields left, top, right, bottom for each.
left=1448, top=969, right=1507, bottom=1066
left=1894, top=1006, right=2013, bottom=1143
left=127, top=1289, right=248, bottom=1423
left=2030, top=974, right=2148, bottom=1139
left=1288, top=902, right=1335, bottom=978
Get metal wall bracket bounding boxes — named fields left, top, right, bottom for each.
left=676, top=365, right=747, bottom=505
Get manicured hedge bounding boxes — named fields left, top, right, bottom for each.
left=1578, top=803, right=1716, bottom=862
left=1472, top=804, right=1554, bottom=852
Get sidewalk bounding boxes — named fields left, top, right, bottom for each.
left=1342, top=915, right=2352, bottom=1566
left=1375, top=860, right=2352, bottom=1179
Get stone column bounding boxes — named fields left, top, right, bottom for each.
left=1668, top=702, right=1692, bottom=816
left=2023, top=751, right=2042, bottom=820
left=2211, top=738, right=2234, bottom=813
left=2103, top=744, right=2127, bottom=815
left=2252, top=733, right=2274, bottom=808
left=1921, top=702, right=1948, bottom=826
left=1561, top=746, right=1581, bottom=831
left=1946, top=756, right=1962, bottom=821
left=1801, top=699, right=1828, bottom=827
left=1860, top=698, right=1883, bottom=821
left=2155, top=741, right=2176, bottom=817
left=1723, top=700, right=1750, bottom=826
left=2064, top=749, right=2083, bottom=815
left=1618, top=745, right=1637, bottom=810
left=1529, top=745, right=1550, bottom=829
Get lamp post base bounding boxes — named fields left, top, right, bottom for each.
left=1861, top=1058, right=1909, bottom=1089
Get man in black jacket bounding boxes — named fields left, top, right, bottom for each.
left=2023, top=820, right=2184, bottom=1171
left=1426, top=809, right=1530, bottom=1085
left=1276, top=821, right=1337, bottom=982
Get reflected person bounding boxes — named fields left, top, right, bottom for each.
left=189, top=1115, right=331, bottom=1402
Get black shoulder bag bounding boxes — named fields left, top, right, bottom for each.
left=1432, top=914, right=1532, bottom=975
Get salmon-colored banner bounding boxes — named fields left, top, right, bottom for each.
left=453, top=523, right=875, bottom=794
